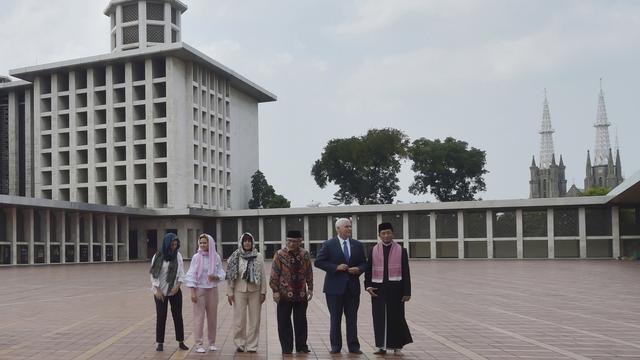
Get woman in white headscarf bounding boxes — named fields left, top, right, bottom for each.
left=185, top=233, right=225, bottom=353
left=225, top=232, right=266, bottom=353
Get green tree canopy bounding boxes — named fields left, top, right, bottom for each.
left=408, top=137, right=487, bottom=202
left=311, top=128, right=409, bottom=205
left=248, top=170, right=291, bottom=209
left=582, top=186, right=610, bottom=196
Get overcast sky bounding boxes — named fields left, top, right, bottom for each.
left=2, top=0, right=639, bottom=207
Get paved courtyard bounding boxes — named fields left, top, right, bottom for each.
left=1, top=260, right=639, bottom=360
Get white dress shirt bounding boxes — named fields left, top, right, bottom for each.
left=184, top=252, right=226, bottom=288
left=150, top=252, right=185, bottom=296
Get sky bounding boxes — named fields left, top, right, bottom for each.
left=2, top=0, right=639, bottom=207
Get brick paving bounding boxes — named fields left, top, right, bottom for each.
left=1, top=260, right=639, bottom=360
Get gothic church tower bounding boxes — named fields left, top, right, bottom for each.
left=530, top=90, right=567, bottom=198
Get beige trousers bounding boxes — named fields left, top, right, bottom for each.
left=232, top=289, right=262, bottom=351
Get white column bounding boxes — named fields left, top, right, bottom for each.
left=402, top=212, right=410, bottom=257
left=8, top=92, right=18, bottom=195
left=42, top=209, right=50, bottom=264
left=7, top=208, right=17, bottom=265
left=486, top=210, right=493, bottom=259
left=87, top=214, right=94, bottom=262
left=237, top=218, right=243, bottom=241
left=429, top=211, right=436, bottom=259
left=516, top=209, right=523, bottom=259
left=258, top=217, right=265, bottom=253
left=24, top=209, right=34, bottom=264
left=327, top=216, right=333, bottom=240
left=109, top=215, right=118, bottom=261
left=122, top=216, right=130, bottom=261
left=612, top=206, right=620, bottom=258
left=216, top=218, right=222, bottom=255
left=57, top=210, right=66, bottom=264
left=578, top=207, right=587, bottom=258
left=24, top=89, right=33, bottom=197
left=72, top=213, right=80, bottom=263
left=98, top=214, right=106, bottom=262
left=351, top=214, right=358, bottom=240
left=303, top=216, right=310, bottom=250
left=457, top=210, right=464, bottom=259
left=547, top=208, right=554, bottom=259
left=280, top=216, right=286, bottom=247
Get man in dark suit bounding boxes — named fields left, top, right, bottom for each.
left=314, top=218, right=366, bottom=354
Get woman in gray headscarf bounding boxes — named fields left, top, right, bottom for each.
left=225, top=232, right=266, bottom=353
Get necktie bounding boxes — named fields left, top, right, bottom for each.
left=342, top=240, right=350, bottom=262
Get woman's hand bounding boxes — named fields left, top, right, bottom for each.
left=169, top=285, right=180, bottom=296
left=191, top=289, right=198, bottom=303
left=154, top=288, right=165, bottom=302
left=207, top=274, right=220, bottom=282
left=260, top=294, right=266, bottom=304
left=227, top=295, right=235, bottom=305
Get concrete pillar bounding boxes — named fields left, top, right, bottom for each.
left=237, top=218, right=243, bottom=244
left=457, top=210, right=464, bottom=259
left=42, top=209, right=50, bottom=264
left=547, top=208, right=554, bottom=259
left=72, top=213, right=80, bottom=263
left=486, top=209, right=494, bottom=259
left=24, top=89, right=33, bottom=197
left=280, top=216, right=286, bottom=247
left=612, top=206, right=620, bottom=258
left=429, top=211, right=436, bottom=259
left=87, top=214, right=94, bottom=262
left=56, top=210, right=65, bottom=264
left=578, top=207, right=587, bottom=258
left=216, top=218, right=222, bottom=255
left=8, top=92, right=18, bottom=195
left=7, top=208, right=17, bottom=265
left=97, top=214, right=106, bottom=262
left=303, top=216, right=310, bottom=250
left=258, top=217, right=265, bottom=254
left=327, top=216, right=333, bottom=240
left=121, top=216, right=130, bottom=261
left=516, top=209, right=523, bottom=259
left=351, top=214, right=358, bottom=240
left=109, top=215, right=118, bottom=261
left=24, top=208, right=34, bottom=264
left=402, top=212, right=410, bottom=257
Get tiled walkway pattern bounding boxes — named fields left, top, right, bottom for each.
left=1, top=260, right=639, bottom=359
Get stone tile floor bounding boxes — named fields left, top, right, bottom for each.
left=1, top=260, right=639, bottom=359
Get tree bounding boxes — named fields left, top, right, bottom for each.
left=311, top=128, right=409, bottom=205
left=582, top=186, right=610, bottom=196
left=408, top=137, right=487, bottom=202
left=248, top=170, right=291, bottom=209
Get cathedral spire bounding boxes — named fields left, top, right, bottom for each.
left=538, top=88, right=555, bottom=169
left=593, top=79, right=612, bottom=166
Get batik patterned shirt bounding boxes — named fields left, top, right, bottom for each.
left=269, top=247, right=313, bottom=302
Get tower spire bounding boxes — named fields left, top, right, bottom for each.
left=593, top=79, right=612, bottom=166
left=538, top=89, right=555, bottom=169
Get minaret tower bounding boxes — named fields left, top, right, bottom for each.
left=529, top=90, right=566, bottom=198
left=104, top=0, right=187, bottom=53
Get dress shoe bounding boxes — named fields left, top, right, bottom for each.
left=236, top=347, right=245, bottom=352
left=156, top=343, right=163, bottom=352
left=297, top=348, right=311, bottom=353
left=349, top=349, right=363, bottom=354
left=330, top=349, right=341, bottom=354
left=178, top=342, right=189, bottom=351
left=282, top=350, right=293, bottom=354
left=373, top=349, right=387, bottom=355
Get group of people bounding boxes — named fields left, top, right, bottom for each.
left=149, top=218, right=413, bottom=355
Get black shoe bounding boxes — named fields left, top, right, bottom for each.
left=178, top=342, right=189, bottom=350
left=349, top=349, right=363, bottom=354
left=297, top=348, right=311, bottom=353
left=247, top=350, right=257, bottom=353
left=283, top=350, right=293, bottom=354
left=156, top=343, right=163, bottom=352
left=330, top=349, right=341, bottom=354
left=236, top=347, right=245, bottom=352
left=373, top=349, right=387, bottom=355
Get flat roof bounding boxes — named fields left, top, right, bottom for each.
left=104, top=0, right=188, bottom=15
left=0, top=80, right=32, bottom=91
left=9, top=42, right=277, bottom=103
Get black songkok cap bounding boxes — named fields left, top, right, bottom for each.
left=378, top=222, right=393, bottom=233
left=287, top=230, right=302, bottom=238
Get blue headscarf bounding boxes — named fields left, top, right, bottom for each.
left=161, top=233, right=180, bottom=261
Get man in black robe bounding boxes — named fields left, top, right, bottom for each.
left=364, top=222, right=412, bottom=355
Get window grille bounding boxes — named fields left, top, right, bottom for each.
left=123, top=25, right=139, bottom=44
left=147, top=3, right=164, bottom=21
left=147, top=25, right=164, bottom=43
left=122, top=4, right=138, bottom=22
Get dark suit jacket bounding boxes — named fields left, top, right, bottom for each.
left=314, top=237, right=366, bottom=295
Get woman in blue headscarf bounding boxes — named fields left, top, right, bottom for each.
left=149, top=233, right=189, bottom=352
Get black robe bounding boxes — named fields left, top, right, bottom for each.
left=364, top=244, right=413, bottom=349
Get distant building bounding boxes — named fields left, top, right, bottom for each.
left=529, top=91, right=567, bottom=198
